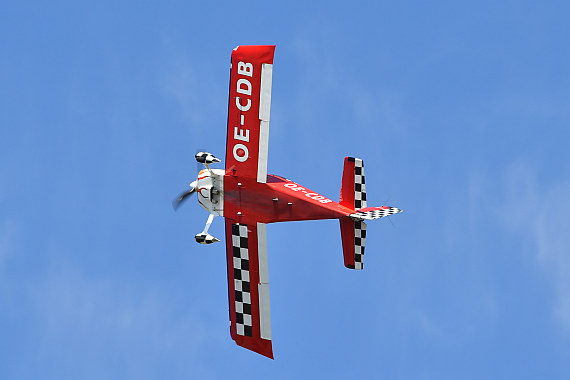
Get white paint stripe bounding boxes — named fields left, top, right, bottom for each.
left=257, top=223, right=268, bottom=283
left=259, top=64, right=273, bottom=121
left=257, top=121, right=269, bottom=183
left=257, top=64, right=273, bottom=183
left=258, top=284, right=271, bottom=340
left=257, top=222, right=271, bottom=340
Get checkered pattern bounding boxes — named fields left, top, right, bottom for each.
left=349, top=157, right=367, bottom=210
left=353, top=220, right=367, bottom=270
left=350, top=207, right=402, bottom=220
left=231, top=223, right=253, bottom=337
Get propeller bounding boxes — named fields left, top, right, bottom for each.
left=172, top=181, right=197, bottom=211
left=172, top=149, right=205, bottom=211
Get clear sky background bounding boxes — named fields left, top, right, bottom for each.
left=1, top=1, right=569, bottom=379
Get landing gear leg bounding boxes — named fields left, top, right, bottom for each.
left=203, top=213, right=214, bottom=234
left=195, top=213, right=221, bottom=244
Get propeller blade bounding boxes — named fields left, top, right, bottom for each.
left=172, top=187, right=196, bottom=211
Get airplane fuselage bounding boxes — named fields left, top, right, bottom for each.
left=196, top=169, right=353, bottom=224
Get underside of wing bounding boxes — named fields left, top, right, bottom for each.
left=225, top=45, right=275, bottom=183
left=224, top=219, right=273, bottom=358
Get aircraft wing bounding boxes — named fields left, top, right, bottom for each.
left=224, top=219, right=273, bottom=358
left=225, top=45, right=275, bottom=183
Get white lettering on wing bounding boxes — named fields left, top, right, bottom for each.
left=236, top=79, right=251, bottom=96
left=237, top=62, right=253, bottom=77
left=232, top=61, right=254, bottom=163
left=234, top=126, right=249, bottom=142
left=233, top=144, right=248, bottom=162
left=236, top=97, right=251, bottom=112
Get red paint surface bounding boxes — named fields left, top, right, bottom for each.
left=340, top=218, right=356, bottom=268
left=225, top=45, right=275, bottom=180
left=339, top=157, right=356, bottom=210
left=224, top=174, right=353, bottom=224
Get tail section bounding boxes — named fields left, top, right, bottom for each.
left=339, top=156, right=403, bottom=270
left=340, top=157, right=367, bottom=270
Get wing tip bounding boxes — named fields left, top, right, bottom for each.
left=231, top=332, right=274, bottom=359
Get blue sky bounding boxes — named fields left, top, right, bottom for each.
left=1, top=0, right=570, bottom=378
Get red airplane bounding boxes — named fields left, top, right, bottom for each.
left=174, top=45, right=402, bottom=359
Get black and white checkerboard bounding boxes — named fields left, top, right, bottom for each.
left=231, top=223, right=253, bottom=337
left=354, top=220, right=366, bottom=270
left=350, top=207, right=402, bottom=220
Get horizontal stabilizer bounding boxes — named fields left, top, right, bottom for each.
left=350, top=206, right=402, bottom=220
